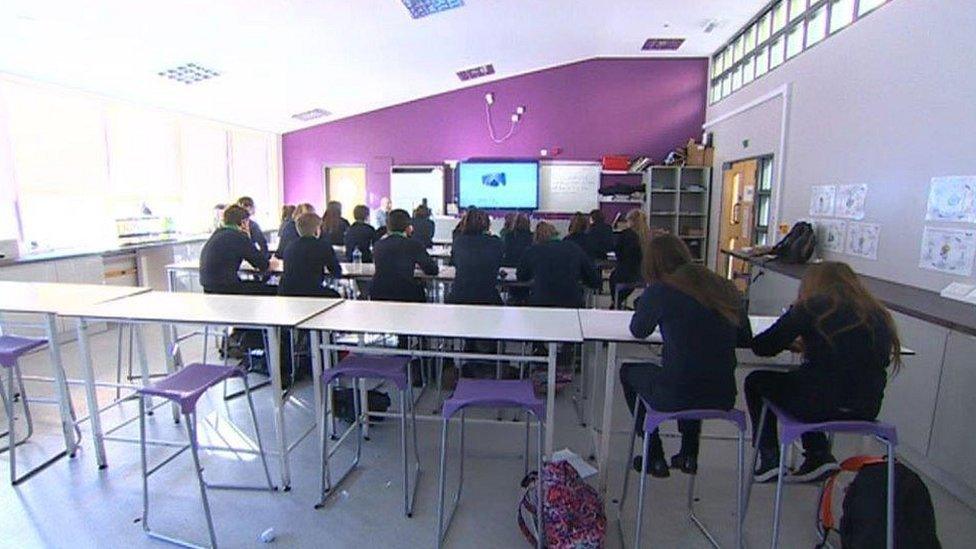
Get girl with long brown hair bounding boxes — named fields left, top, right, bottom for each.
left=611, top=209, right=651, bottom=307
left=564, top=212, right=590, bottom=251
left=320, top=200, right=350, bottom=246
left=275, top=203, right=315, bottom=258
left=748, top=261, right=901, bottom=483
left=516, top=221, right=600, bottom=308
left=622, top=234, right=751, bottom=477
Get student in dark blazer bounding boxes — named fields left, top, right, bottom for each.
left=585, top=209, right=614, bottom=260
left=199, top=205, right=272, bottom=295
left=564, top=212, right=590, bottom=251
left=276, top=203, right=314, bottom=259
left=502, top=213, right=533, bottom=268
left=278, top=213, right=342, bottom=298
left=448, top=209, right=504, bottom=306
left=611, top=209, right=650, bottom=306
left=344, top=204, right=377, bottom=262
left=517, top=222, right=600, bottom=308
left=410, top=204, right=436, bottom=248
left=237, top=196, right=269, bottom=258
left=747, top=262, right=901, bottom=483
left=320, top=201, right=350, bottom=246
left=371, top=209, right=439, bottom=302
left=278, top=204, right=296, bottom=236
left=621, top=235, right=751, bottom=477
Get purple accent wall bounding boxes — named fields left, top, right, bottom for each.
left=282, top=58, right=708, bottom=209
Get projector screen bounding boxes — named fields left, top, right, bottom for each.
left=457, top=161, right=539, bottom=209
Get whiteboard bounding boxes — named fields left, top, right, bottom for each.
left=390, top=166, right=445, bottom=215
left=538, top=162, right=601, bottom=213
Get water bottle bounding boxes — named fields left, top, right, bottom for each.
left=352, top=248, right=362, bottom=265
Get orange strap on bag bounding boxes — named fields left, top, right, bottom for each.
left=818, top=455, right=887, bottom=533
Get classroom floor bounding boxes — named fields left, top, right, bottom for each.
left=2, top=326, right=975, bottom=548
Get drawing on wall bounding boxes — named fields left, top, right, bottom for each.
left=844, top=222, right=880, bottom=260
left=925, top=176, right=976, bottom=223
left=919, top=227, right=976, bottom=276
left=835, top=184, right=868, bottom=220
left=809, top=185, right=836, bottom=217
left=817, top=219, right=847, bottom=252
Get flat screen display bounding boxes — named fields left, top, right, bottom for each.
left=457, top=161, right=539, bottom=209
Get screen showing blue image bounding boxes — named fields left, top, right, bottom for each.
left=458, top=161, right=539, bottom=209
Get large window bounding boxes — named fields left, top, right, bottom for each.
left=711, top=0, right=895, bottom=104
left=0, top=77, right=279, bottom=252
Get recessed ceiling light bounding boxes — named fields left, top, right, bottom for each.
left=641, top=38, right=685, bottom=51
left=158, top=63, right=220, bottom=85
left=457, top=63, right=495, bottom=82
left=291, top=108, right=332, bottom=122
left=401, top=0, right=464, bottom=19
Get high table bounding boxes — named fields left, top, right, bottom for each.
left=58, top=290, right=342, bottom=488
left=297, top=300, right=583, bottom=456
left=0, top=281, right=150, bottom=476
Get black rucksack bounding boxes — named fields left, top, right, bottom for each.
left=817, top=456, right=941, bottom=549
left=770, top=221, right=817, bottom=263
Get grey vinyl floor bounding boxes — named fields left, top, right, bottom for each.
left=1, top=325, right=974, bottom=548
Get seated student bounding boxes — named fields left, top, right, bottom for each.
left=585, top=209, right=614, bottom=260
left=373, top=196, right=391, bottom=231
left=448, top=209, right=504, bottom=305
left=621, top=235, right=751, bottom=476
left=237, top=196, right=269, bottom=257
left=371, top=209, right=439, bottom=302
left=499, top=212, right=516, bottom=239
left=502, top=213, right=533, bottom=268
left=410, top=204, right=436, bottom=248
left=344, top=204, right=377, bottom=262
left=611, top=209, right=650, bottom=306
left=517, top=221, right=600, bottom=308
left=277, top=202, right=314, bottom=259
left=199, top=205, right=272, bottom=295
left=279, top=204, right=296, bottom=236
left=278, top=213, right=342, bottom=298
left=564, top=212, right=590, bottom=251
left=747, top=262, right=901, bottom=483
left=320, top=201, right=350, bottom=246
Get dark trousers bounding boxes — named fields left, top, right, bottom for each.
left=620, top=362, right=702, bottom=458
left=744, top=370, right=870, bottom=456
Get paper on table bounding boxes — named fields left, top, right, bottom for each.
left=551, top=448, right=598, bottom=479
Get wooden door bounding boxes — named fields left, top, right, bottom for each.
left=717, top=159, right=757, bottom=289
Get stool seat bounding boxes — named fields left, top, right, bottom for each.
left=641, top=401, right=747, bottom=433
left=442, top=379, right=544, bottom=420
left=138, top=363, right=244, bottom=414
left=765, top=400, right=898, bottom=446
left=323, top=354, right=411, bottom=390
left=0, top=335, right=46, bottom=368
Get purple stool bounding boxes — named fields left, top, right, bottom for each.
left=619, top=398, right=747, bottom=549
left=316, top=354, right=421, bottom=517
left=136, top=363, right=275, bottom=548
left=436, top=379, right=545, bottom=549
left=0, top=335, right=70, bottom=485
left=745, top=399, right=898, bottom=549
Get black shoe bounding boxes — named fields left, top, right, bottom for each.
left=670, top=453, right=698, bottom=475
left=633, top=455, right=670, bottom=478
left=787, top=453, right=839, bottom=483
left=753, top=451, right=781, bottom=483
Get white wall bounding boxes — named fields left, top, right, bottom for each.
left=705, top=0, right=976, bottom=291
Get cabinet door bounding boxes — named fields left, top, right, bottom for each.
left=0, top=262, right=58, bottom=337
left=878, top=312, right=947, bottom=456
left=53, top=256, right=105, bottom=284
left=928, top=331, right=976, bottom=493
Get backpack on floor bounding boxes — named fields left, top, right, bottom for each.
left=518, top=460, right=606, bottom=548
left=770, top=221, right=817, bottom=264
left=816, top=456, right=940, bottom=549
left=330, top=387, right=392, bottom=424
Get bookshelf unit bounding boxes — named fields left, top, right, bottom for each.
left=645, top=166, right=711, bottom=263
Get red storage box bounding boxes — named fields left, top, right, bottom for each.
left=601, top=155, right=630, bottom=171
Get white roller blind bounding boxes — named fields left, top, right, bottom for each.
left=229, top=129, right=275, bottom=227
left=180, top=121, right=229, bottom=233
